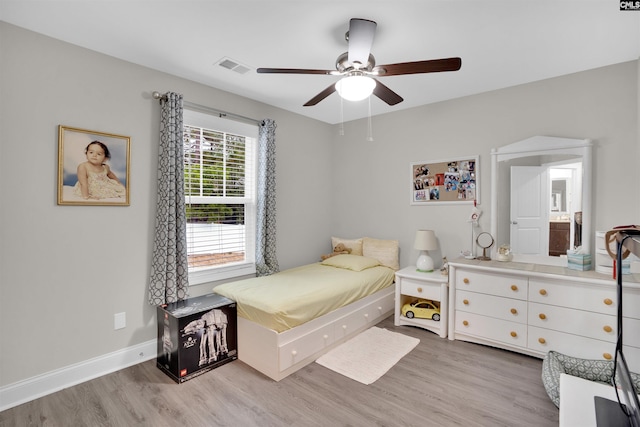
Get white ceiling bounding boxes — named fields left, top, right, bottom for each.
left=1, top=1, right=639, bottom=124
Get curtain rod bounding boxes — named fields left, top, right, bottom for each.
left=152, top=91, right=262, bottom=126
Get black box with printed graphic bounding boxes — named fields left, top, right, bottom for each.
left=157, top=293, right=237, bottom=383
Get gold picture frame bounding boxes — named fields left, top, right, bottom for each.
left=57, top=125, right=130, bottom=206
left=410, top=156, right=478, bottom=205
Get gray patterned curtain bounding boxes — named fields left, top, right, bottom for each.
left=148, top=92, right=190, bottom=305
left=256, top=119, right=279, bottom=276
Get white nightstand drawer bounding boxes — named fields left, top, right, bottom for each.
left=455, top=270, right=527, bottom=300
left=401, top=278, right=441, bottom=300
left=456, top=289, right=527, bottom=324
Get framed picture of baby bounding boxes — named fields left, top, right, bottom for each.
left=57, top=125, right=130, bottom=206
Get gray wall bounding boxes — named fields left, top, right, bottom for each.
left=1, top=20, right=638, bottom=389
left=332, top=61, right=640, bottom=268
left=0, top=22, right=334, bottom=387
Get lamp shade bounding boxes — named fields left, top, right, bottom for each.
left=335, top=75, right=376, bottom=101
left=414, top=230, right=437, bottom=251
left=414, top=230, right=437, bottom=272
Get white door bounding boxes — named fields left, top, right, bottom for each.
left=510, top=166, right=549, bottom=255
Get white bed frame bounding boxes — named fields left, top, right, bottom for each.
left=236, top=284, right=396, bottom=381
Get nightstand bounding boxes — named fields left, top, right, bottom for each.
left=394, top=266, right=448, bottom=338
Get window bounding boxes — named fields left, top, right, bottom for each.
left=183, top=108, right=257, bottom=284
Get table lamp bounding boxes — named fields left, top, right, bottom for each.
left=414, top=229, right=437, bottom=272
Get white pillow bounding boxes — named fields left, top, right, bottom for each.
left=331, top=237, right=363, bottom=256
left=362, top=237, right=400, bottom=270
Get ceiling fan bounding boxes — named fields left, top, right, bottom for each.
left=256, top=18, right=462, bottom=107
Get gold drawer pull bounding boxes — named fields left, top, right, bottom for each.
left=463, top=278, right=470, bottom=284
left=539, top=289, right=547, bottom=296
left=538, top=338, right=546, bottom=344
left=462, top=320, right=469, bottom=326
left=417, top=287, right=423, bottom=293
left=463, top=299, right=469, bottom=305
left=510, top=308, right=518, bottom=315
left=510, top=331, right=518, bottom=338
left=603, top=325, right=613, bottom=333
left=603, top=353, right=612, bottom=360
left=539, top=313, right=547, bottom=320
left=604, top=298, right=613, bottom=306
left=511, top=285, right=518, bottom=291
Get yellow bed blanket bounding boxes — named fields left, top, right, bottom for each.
left=213, top=262, right=395, bottom=333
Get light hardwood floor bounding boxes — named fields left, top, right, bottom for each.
left=0, top=316, right=559, bottom=427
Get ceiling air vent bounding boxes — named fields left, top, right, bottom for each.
left=217, top=58, right=251, bottom=75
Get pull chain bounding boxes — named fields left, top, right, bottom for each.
left=366, top=96, right=374, bottom=141
left=339, top=96, right=345, bottom=136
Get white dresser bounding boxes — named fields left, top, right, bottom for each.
left=448, top=259, right=640, bottom=372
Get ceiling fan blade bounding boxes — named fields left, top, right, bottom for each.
left=375, top=57, right=462, bottom=77
left=347, top=18, right=377, bottom=67
left=372, top=79, right=403, bottom=105
left=303, top=83, right=337, bottom=106
left=257, top=67, right=335, bottom=75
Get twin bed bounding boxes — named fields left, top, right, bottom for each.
left=213, top=237, right=399, bottom=381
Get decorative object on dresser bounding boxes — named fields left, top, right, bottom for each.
left=496, top=244, right=512, bottom=262
left=475, top=232, right=494, bottom=261
left=447, top=258, right=640, bottom=375
left=414, top=229, right=437, bottom=272
left=394, top=266, right=448, bottom=338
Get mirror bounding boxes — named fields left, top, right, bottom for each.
left=476, top=232, right=494, bottom=261
left=490, top=136, right=593, bottom=266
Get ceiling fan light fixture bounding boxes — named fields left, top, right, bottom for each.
left=335, top=75, right=376, bottom=101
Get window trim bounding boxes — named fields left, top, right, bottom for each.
left=183, top=108, right=258, bottom=285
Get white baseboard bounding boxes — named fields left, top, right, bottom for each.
left=0, top=339, right=157, bottom=412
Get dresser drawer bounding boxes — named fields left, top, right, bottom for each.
left=623, top=289, right=640, bottom=321
left=400, top=278, right=442, bottom=301
left=455, top=311, right=527, bottom=348
left=528, top=326, right=615, bottom=361
left=279, top=324, right=334, bottom=371
left=455, top=270, right=527, bottom=300
left=456, top=289, right=527, bottom=324
left=528, top=302, right=616, bottom=343
left=622, top=345, right=640, bottom=374
left=623, top=316, right=640, bottom=349
left=528, top=279, right=616, bottom=315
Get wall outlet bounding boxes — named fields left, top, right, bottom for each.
left=114, top=312, right=126, bottom=330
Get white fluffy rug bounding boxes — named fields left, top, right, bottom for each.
left=315, top=327, right=420, bottom=385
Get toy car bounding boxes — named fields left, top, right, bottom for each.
left=401, top=299, right=441, bottom=321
